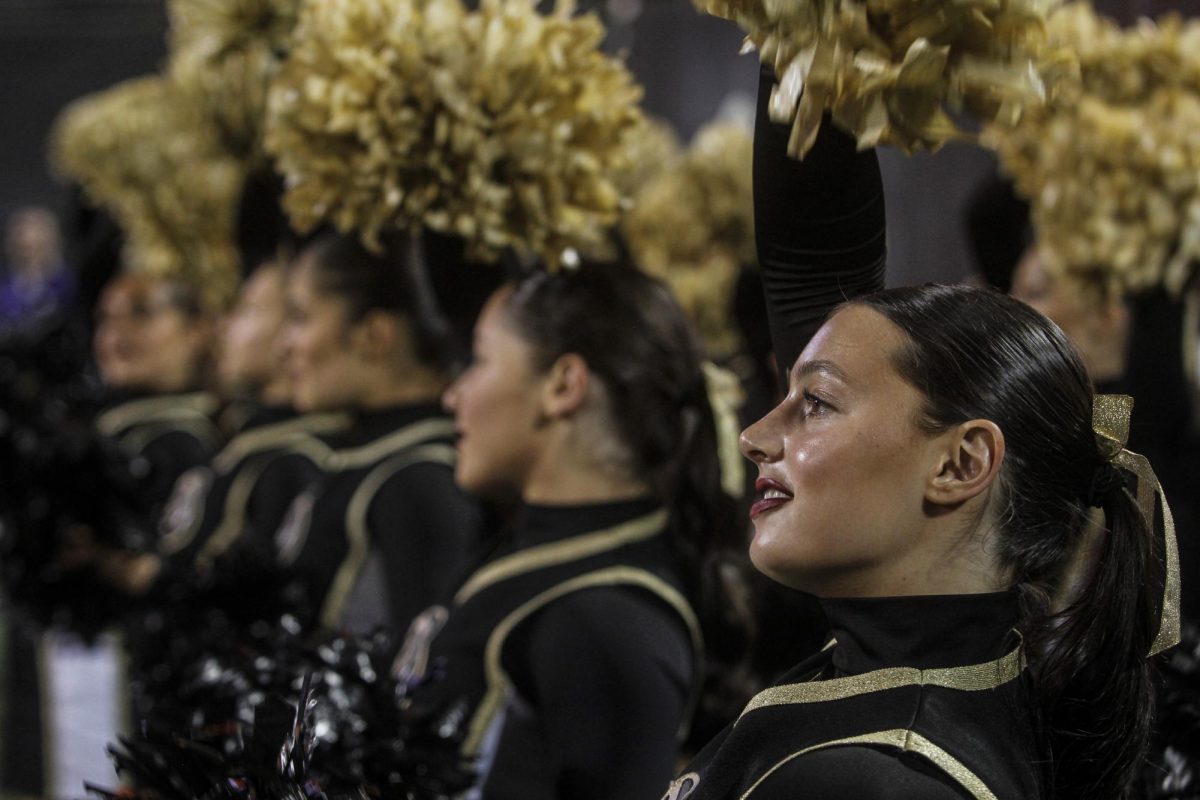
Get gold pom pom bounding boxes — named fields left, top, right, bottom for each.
left=264, top=0, right=644, bottom=266
left=50, top=76, right=244, bottom=310
left=696, top=0, right=1073, bottom=158
left=168, top=0, right=302, bottom=160
left=985, top=3, right=1200, bottom=297
left=624, top=121, right=754, bottom=358
left=611, top=115, right=684, bottom=202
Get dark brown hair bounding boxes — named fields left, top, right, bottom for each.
left=503, top=263, right=752, bottom=721
left=854, top=283, right=1157, bottom=799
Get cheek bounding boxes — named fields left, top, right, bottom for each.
left=750, top=424, right=921, bottom=582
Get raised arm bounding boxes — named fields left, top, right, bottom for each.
left=754, top=66, right=887, bottom=375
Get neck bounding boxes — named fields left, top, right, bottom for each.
left=259, top=376, right=294, bottom=409
left=357, top=369, right=446, bottom=411
left=815, top=520, right=1005, bottom=599
left=522, top=449, right=651, bottom=505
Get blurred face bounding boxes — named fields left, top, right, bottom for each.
left=217, top=265, right=287, bottom=396
left=94, top=274, right=208, bottom=392
left=739, top=306, right=942, bottom=596
left=442, top=289, right=547, bottom=498
left=5, top=208, right=61, bottom=274
left=284, top=257, right=374, bottom=412
left=1012, top=247, right=1129, bottom=381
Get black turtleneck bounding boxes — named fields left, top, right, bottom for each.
left=487, top=499, right=694, bottom=800
left=281, top=401, right=484, bottom=637
left=823, top=591, right=1019, bottom=674
left=745, top=593, right=1025, bottom=800
left=662, top=72, right=1043, bottom=800
left=403, top=497, right=696, bottom=800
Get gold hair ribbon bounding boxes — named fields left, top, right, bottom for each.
left=1093, top=394, right=1181, bottom=656
left=702, top=361, right=746, bottom=499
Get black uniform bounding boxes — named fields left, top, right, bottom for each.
left=398, top=498, right=700, bottom=800
left=663, top=71, right=1046, bottom=799
left=95, top=390, right=224, bottom=512
left=156, top=406, right=348, bottom=573
left=276, top=402, right=482, bottom=636
left=666, top=594, right=1040, bottom=799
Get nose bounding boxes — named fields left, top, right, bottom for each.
left=739, top=402, right=785, bottom=465
left=442, top=375, right=461, bottom=414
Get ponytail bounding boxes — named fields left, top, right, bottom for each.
left=854, top=285, right=1170, bottom=799
left=299, top=229, right=464, bottom=372
left=1022, top=477, right=1156, bottom=797
left=503, top=264, right=755, bottom=733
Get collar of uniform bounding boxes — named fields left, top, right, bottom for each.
left=820, top=591, right=1019, bottom=674
left=344, top=401, right=446, bottom=446
left=515, top=496, right=662, bottom=546
left=240, top=404, right=296, bottom=431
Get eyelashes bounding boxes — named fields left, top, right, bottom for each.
left=801, top=391, right=834, bottom=417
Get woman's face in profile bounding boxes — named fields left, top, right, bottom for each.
left=283, top=256, right=374, bottom=413
left=443, top=288, right=547, bottom=499
left=217, top=264, right=288, bottom=397
left=94, top=274, right=207, bottom=393
left=739, top=305, right=946, bottom=597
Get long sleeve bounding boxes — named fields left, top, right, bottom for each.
left=745, top=745, right=971, bottom=799
left=368, top=462, right=483, bottom=635
left=506, top=588, right=694, bottom=800
left=754, top=66, right=887, bottom=376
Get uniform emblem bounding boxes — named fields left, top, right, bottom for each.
left=158, top=467, right=213, bottom=554
left=662, top=772, right=700, bottom=800
left=275, top=489, right=316, bottom=565
left=393, top=605, right=450, bottom=687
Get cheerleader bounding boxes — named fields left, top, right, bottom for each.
left=662, top=68, right=1178, bottom=800
left=275, top=232, right=484, bottom=636
left=92, top=271, right=222, bottom=510
left=396, top=263, right=744, bottom=799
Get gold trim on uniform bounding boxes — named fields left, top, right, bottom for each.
left=738, top=643, right=1025, bottom=720
left=323, top=419, right=456, bottom=472
left=191, top=413, right=352, bottom=569
left=211, top=412, right=350, bottom=474
left=463, top=564, right=704, bottom=756
left=95, top=392, right=219, bottom=438
left=192, top=459, right=270, bottom=570
left=318, top=443, right=458, bottom=630
left=741, top=729, right=997, bottom=800
left=454, top=509, right=671, bottom=604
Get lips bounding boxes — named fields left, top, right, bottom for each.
left=750, top=476, right=793, bottom=520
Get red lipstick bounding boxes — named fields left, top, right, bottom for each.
left=750, top=477, right=793, bottom=520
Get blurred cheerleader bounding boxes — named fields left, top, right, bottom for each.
left=661, top=65, right=1180, bottom=800
left=393, top=263, right=746, bottom=799
left=273, top=231, right=484, bottom=636
left=92, top=271, right=222, bottom=510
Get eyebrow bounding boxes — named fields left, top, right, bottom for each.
left=791, top=358, right=850, bottom=385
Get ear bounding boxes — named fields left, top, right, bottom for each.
left=540, top=353, right=590, bottom=418
left=353, top=310, right=402, bottom=360
left=925, top=419, right=1005, bottom=507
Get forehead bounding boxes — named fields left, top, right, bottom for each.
left=101, top=275, right=165, bottom=307
left=793, top=305, right=909, bottom=386
left=242, top=266, right=284, bottom=302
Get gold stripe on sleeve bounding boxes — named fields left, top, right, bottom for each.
left=738, top=643, right=1024, bottom=719
left=741, top=729, right=998, bottom=800
left=318, top=443, right=457, bottom=630
left=454, top=509, right=670, bottom=604
left=462, top=565, right=703, bottom=756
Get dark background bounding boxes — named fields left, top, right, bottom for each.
left=1, top=0, right=1194, bottom=287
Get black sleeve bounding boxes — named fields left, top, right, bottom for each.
left=514, top=587, right=694, bottom=800
left=142, top=429, right=217, bottom=508
left=245, top=452, right=326, bottom=553
left=747, top=745, right=972, bottom=799
left=367, top=462, right=484, bottom=634
left=754, top=66, right=888, bottom=377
